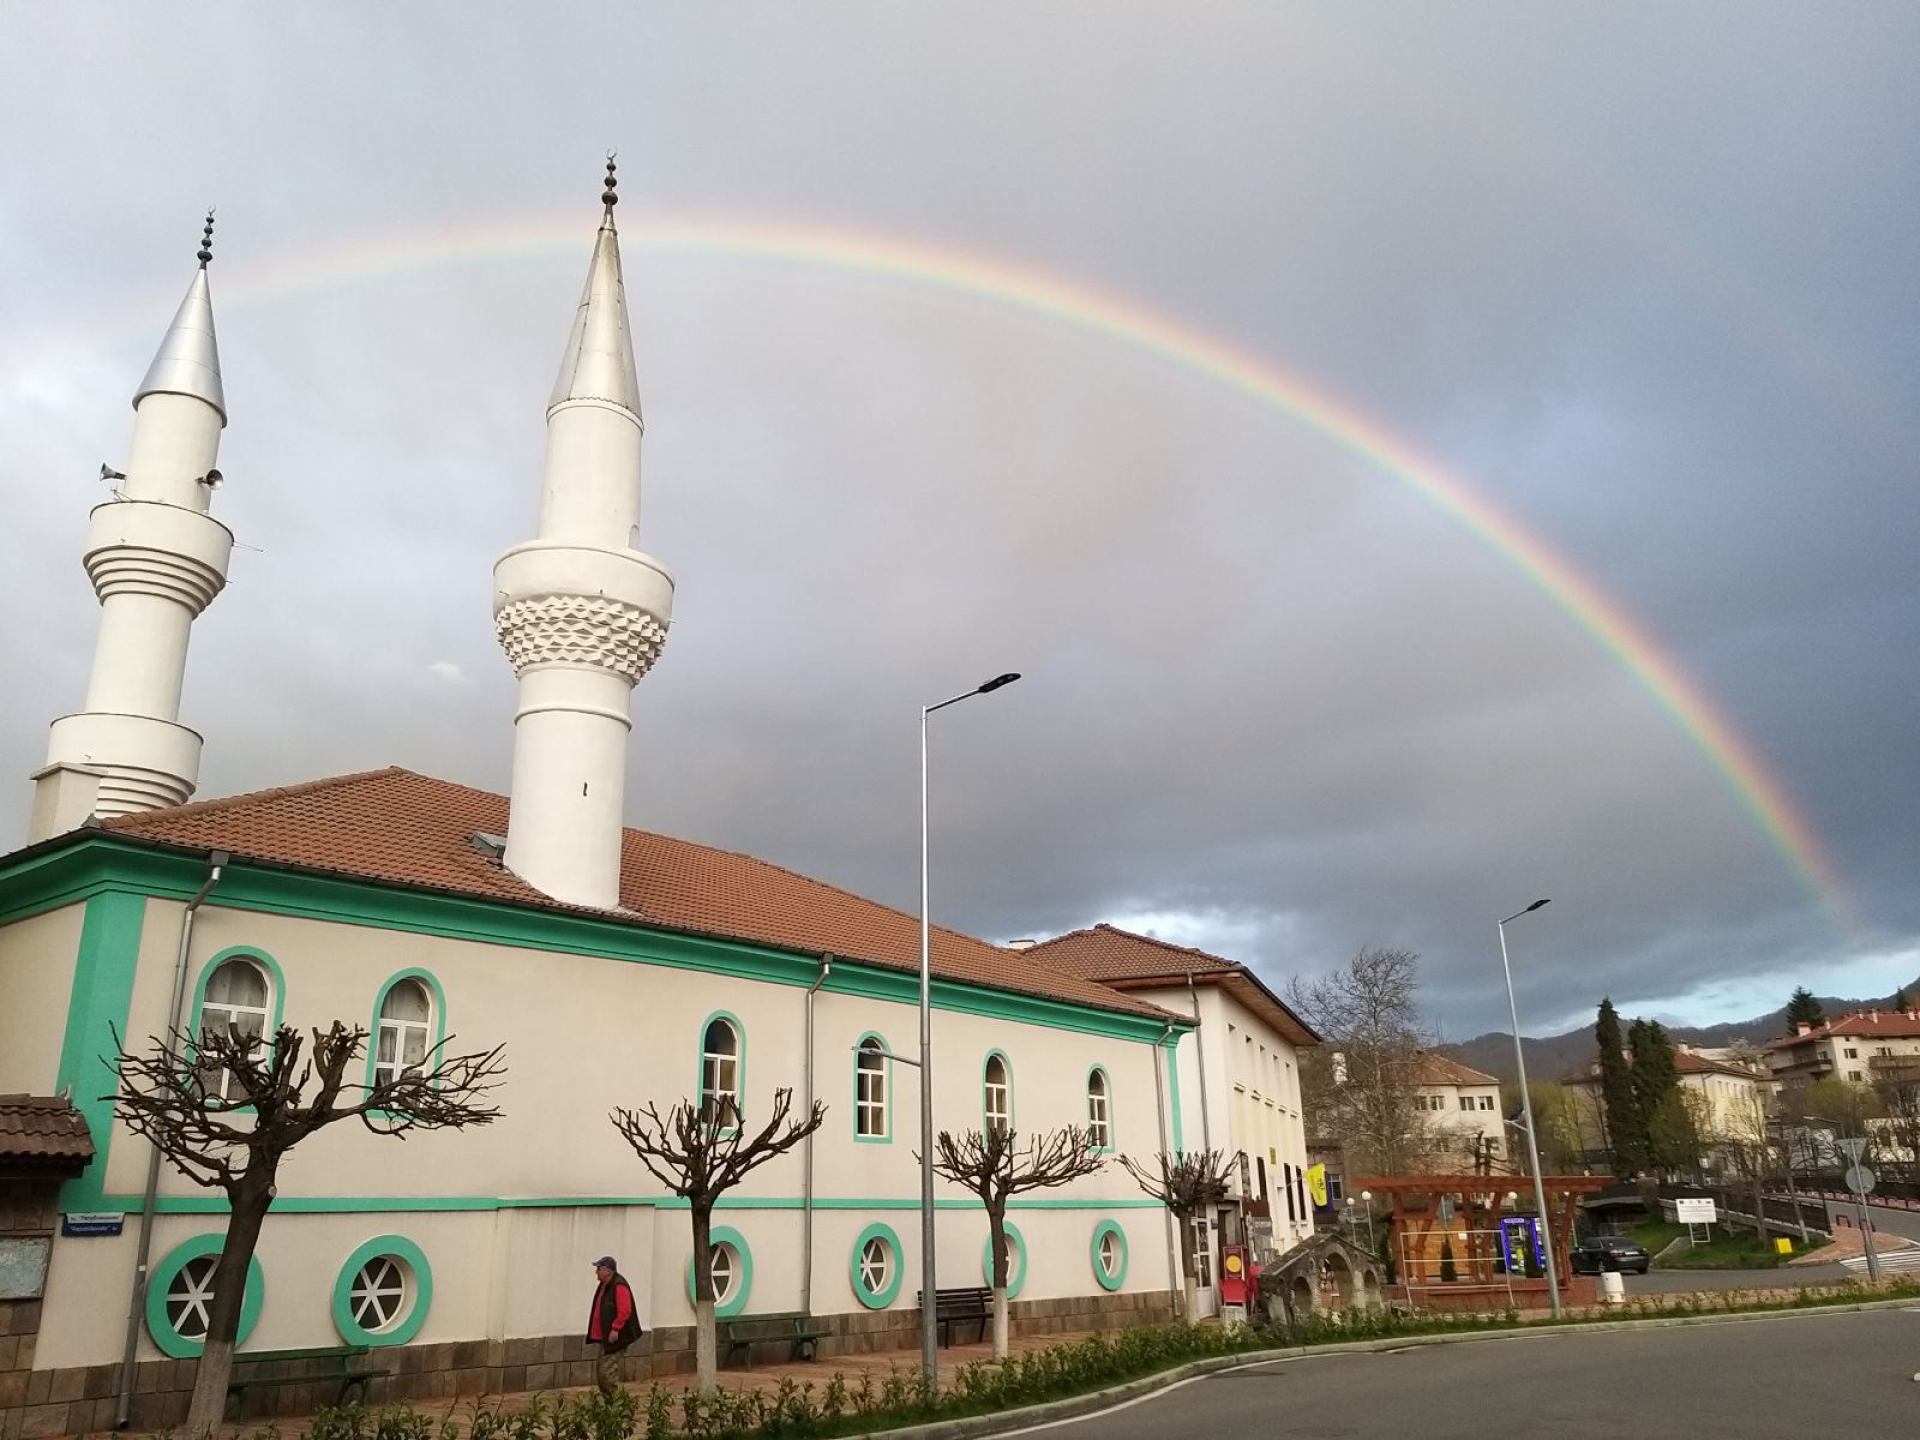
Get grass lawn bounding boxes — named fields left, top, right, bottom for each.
left=1630, top=1218, right=1829, bottom=1269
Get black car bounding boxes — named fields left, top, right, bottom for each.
left=1571, top=1234, right=1651, bottom=1275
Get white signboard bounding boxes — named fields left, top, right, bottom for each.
left=1674, top=1198, right=1717, bottom=1224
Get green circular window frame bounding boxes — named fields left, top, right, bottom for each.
left=685, top=1225, right=753, bottom=1318
left=981, top=1219, right=1027, bottom=1298
left=1090, top=1220, right=1129, bottom=1291
left=849, top=1222, right=904, bottom=1310
left=332, top=1234, right=433, bottom=1346
left=146, top=1234, right=265, bottom=1359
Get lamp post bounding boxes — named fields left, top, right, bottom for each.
left=919, top=672, right=1021, bottom=1394
left=1498, top=898, right=1561, bottom=1319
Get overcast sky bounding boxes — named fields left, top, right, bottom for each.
left=4, top=5, right=1916, bottom=1039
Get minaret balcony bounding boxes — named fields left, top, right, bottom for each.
left=82, top=499, right=232, bottom=612
left=492, top=540, right=674, bottom=683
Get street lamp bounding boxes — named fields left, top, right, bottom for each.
left=1497, top=898, right=1561, bottom=1319
left=919, top=672, right=1021, bottom=1393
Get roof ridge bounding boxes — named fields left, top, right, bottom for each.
left=1089, top=922, right=1240, bottom=970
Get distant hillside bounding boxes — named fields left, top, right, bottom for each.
left=1440, top=981, right=1920, bottom=1086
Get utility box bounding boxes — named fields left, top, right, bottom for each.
left=1775, top=1237, right=1794, bottom=1255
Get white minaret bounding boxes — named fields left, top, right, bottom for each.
left=493, top=160, right=674, bottom=908
left=29, top=216, right=235, bottom=841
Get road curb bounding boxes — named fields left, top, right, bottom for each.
left=859, top=1296, right=1920, bottom=1440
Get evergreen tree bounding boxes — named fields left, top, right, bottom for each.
left=1785, top=987, right=1825, bottom=1029
left=1897, top=986, right=1915, bottom=1014
left=1629, top=1020, right=1687, bottom=1174
left=1439, top=1236, right=1458, bottom=1283
left=1596, top=999, right=1643, bottom=1175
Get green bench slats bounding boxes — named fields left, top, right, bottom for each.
left=226, top=1343, right=393, bottom=1410
left=915, top=1287, right=992, bottom=1348
left=720, top=1311, right=827, bottom=1368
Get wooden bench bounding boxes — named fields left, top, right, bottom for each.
left=720, top=1312, right=827, bottom=1368
left=225, top=1344, right=393, bottom=1414
left=916, top=1287, right=992, bottom=1348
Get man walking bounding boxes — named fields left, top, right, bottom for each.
left=586, top=1255, right=642, bottom=1395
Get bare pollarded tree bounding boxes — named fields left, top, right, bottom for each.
left=110, top=1022, right=506, bottom=1437
left=1118, top=1148, right=1232, bottom=1317
left=610, top=1088, right=825, bottom=1393
left=931, top=1125, right=1106, bottom=1359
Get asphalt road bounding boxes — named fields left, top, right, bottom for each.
left=1622, top=1261, right=1851, bottom=1292
left=1005, top=1308, right=1920, bottom=1438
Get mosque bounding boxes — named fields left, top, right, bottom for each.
left=0, top=169, right=1315, bottom=1432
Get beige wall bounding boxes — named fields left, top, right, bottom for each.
left=0, top=906, right=84, bottom=1094
left=20, top=896, right=1175, bottom=1369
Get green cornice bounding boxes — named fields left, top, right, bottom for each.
left=99, top=1192, right=1170, bottom=1215
left=2, top=835, right=1190, bottom=1045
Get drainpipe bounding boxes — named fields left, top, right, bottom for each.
left=800, top=953, right=832, bottom=1317
left=116, top=850, right=227, bottom=1428
left=1152, top=1023, right=1182, bottom=1314
left=1186, top=973, right=1214, bottom=1152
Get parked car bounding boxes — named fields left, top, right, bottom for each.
left=1571, top=1234, right=1651, bottom=1275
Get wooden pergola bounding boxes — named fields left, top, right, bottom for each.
left=1356, top=1173, right=1613, bottom=1300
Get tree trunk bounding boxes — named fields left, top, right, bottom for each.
left=689, top=1205, right=718, bottom=1393
left=183, top=1181, right=271, bottom=1437
left=986, top=1205, right=1011, bottom=1359
left=1174, top=1210, right=1199, bottom=1319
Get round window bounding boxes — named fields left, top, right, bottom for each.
left=145, top=1235, right=265, bottom=1359
left=1091, top=1220, right=1129, bottom=1292
left=165, top=1255, right=217, bottom=1341
left=684, top=1225, right=754, bottom=1318
left=332, top=1236, right=433, bottom=1346
left=349, top=1255, right=412, bottom=1332
left=850, top=1222, right=903, bottom=1309
left=981, top=1220, right=1028, bottom=1298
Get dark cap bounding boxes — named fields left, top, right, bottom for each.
left=594, top=1255, right=617, bottom=1270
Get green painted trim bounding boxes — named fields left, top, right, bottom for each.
left=697, top=1010, right=745, bottom=1136
left=1087, top=1064, right=1114, bottom=1153
left=1164, top=1035, right=1186, bottom=1154
left=103, top=1192, right=1171, bottom=1216
left=331, top=1234, right=432, bottom=1346
left=982, top=1219, right=1027, bottom=1298
left=1091, top=1220, right=1128, bottom=1291
left=0, top=837, right=1189, bottom=1045
left=363, top=967, right=449, bottom=1096
left=686, top=1224, right=753, bottom=1318
left=849, top=1222, right=904, bottom=1309
left=55, top=890, right=147, bottom=1212
left=852, top=1031, right=893, bottom=1144
left=146, top=1232, right=265, bottom=1359
left=982, top=1048, right=1014, bottom=1134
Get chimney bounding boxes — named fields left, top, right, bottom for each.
left=1794, top=1022, right=1810, bottom=1036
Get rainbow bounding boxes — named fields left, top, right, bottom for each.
left=43, top=211, right=1860, bottom=932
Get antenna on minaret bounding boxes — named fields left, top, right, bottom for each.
left=601, top=152, right=618, bottom=221
left=197, top=210, right=215, bottom=269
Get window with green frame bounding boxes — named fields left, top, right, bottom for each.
left=699, top=1013, right=743, bottom=1129
left=1087, top=1065, right=1113, bottom=1150
left=854, top=1035, right=890, bottom=1141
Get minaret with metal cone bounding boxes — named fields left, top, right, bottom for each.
left=29, top=215, right=236, bottom=840
left=493, top=159, right=674, bottom=908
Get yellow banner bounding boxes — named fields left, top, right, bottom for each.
left=1306, top=1163, right=1328, bottom=1208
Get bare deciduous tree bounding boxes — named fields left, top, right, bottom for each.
left=1118, top=1149, right=1232, bottom=1318
left=610, top=1088, right=824, bottom=1392
left=1287, top=947, right=1438, bottom=1176
left=930, top=1126, right=1105, bottom=1359
left=110, top=1022, right=505, bottom=1437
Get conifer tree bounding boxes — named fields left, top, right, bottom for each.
left=1629, top=1020, right=1688, bottom=1174
left=1596, top=999, right=1643, bottom=1175
left=1785, top=987, right=1826, bottom=1030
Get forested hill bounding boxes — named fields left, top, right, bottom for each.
left=1438, top=982, right=1920, bottom=1086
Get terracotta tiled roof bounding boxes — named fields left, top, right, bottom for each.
left=94, top=769, right=1172, bottom=1023
left=0, top=1095, right=95, bottom=1169
left=1673, top=1050, right=1765, bottom=1079
left=1412, top=1054, right=1500, bottom=1088
left=1765, top=1011, right=1920, bottom=1050
left=1022, top=924, right=1318, bottom=1046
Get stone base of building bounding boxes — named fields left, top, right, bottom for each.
left=0, top=1289, right=1177, bottom=1437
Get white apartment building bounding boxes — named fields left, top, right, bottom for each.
left=1410, top=1055, right=1507, bottom=1171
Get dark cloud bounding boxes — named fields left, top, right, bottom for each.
left=4, top=4, right=1917, bottom=1037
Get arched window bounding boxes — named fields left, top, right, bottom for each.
left=1087, top=1067, right=1112, bottom=1150
left=199, top=957, right=271, bottom=1101
left=855, top=1038, right=888, bottom=1139
left=701, top=1016, right=742, bottom=1127
left=983, top=1052, right=1012, bottom=1134
left=374, top=979, right=433, bottom=1087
